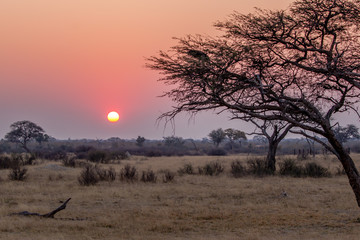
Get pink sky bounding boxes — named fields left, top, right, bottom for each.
left=1, top=0, right=297, bottom=139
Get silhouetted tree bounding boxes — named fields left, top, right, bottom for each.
left=136, top=136, right=146, bottom=147
left=163, top=136, right=185, bottom=148
left=5, top=121, right=48, bottom=153
left=208, top=128, right=227, bottom=147
left=249, top=120, right=292, bottom=173
left=148, top=0, right=360, bottom=207
left=224, top=128, right=246, bottom=149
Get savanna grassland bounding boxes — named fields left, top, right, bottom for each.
left=1, top=154, right=360, bottom=240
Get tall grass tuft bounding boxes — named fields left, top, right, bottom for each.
left=198, top=161, right=224, bottom=176
left=78, top=165, right=99, bottom=186
left=230, top=160, right=246, bottom=178
left=119, top=164, right=138, bottom=182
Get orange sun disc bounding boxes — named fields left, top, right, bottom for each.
left=107, top=111, right=119, bottom=122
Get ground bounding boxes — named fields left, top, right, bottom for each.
left=1, top=154, right=360, bottom=239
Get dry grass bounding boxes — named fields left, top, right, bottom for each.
left=1, top=154, right=360, bottom=239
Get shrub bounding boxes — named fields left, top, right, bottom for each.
left=119, top=164, right=138, bottom=182
left=279, top=159, right=303, bottom=177
left=88, top=150, right=109, bottom=163
left=145, top=150, right=162, bottom=157
left=162, top=170, right=175, bottom=183
left=0, top=155, right=12, bottom=169
left=198, top=161, right=224, bottom=176
left=304, top=162, right=331, bottom=177
left=208, top=148, right=227, bottom=156
left=230, top=160, right=246, bottom=178
left=8, top=158, right=28, bottom=181
left=177, top=163, right=195, bottom=175
left=247, top=158, right=273, bottom=176
left=62, top=156, right=76, bottom=168
left=95, top=165, right=116, bottom=182
left=8, top=156, right=28, bottom=181
left=78, top=165, right=99, bottom=186
left=106, top=167, right=117, bottom=182
left=141, top=169, right=157, bottom=183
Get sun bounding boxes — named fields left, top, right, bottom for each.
left=107, top=111, right=119, bottom=122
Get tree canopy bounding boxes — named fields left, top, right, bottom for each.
left=147, top=0, right=360, bottom=207
left=5, top=120, right=48, bottom=153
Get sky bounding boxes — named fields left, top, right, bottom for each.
left=0, top=0, right=331, bottom=140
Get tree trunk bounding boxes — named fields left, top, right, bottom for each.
left=329, top=136, right=360, bottom=207
left=266, top=141, right=278, bottom=173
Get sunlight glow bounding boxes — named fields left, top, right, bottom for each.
left=107, top=111, right=119, bottom=122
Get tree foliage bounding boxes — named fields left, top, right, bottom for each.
left=208, top=128, right=227, bottom=147
left=136, top=136, right=146, bottom=147
left=148, top=0, right=360, bottom=207
left=334, top=124, right=360, bottom=144
left=5, top=121, right=48, bottom=153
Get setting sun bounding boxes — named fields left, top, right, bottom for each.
left=107, top=111, right=119, bottom=122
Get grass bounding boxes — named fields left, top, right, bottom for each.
left=0, top=154, right=360, bottom=239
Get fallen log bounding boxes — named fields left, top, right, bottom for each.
left=11, top=198, right=71, bottom=218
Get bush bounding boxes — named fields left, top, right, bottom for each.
left=0, top=155, right=12, bottom=169
left=177, top=163, right=195, bottom=175
left=208, top=148, right=227, bottom=156
left=88, top=150, right=109, bottom=163
left=78, top=166, right=99, bottom=186
left=62, top=156, right=76, bottom=168
left=247, top=158, right=273, bottom=176
left=119, top=164, right=138, bottom=182
left=141, top=169, right=157, bottom=183
left=162, top=170, right=175, bottom=183
left=8, top=166, right=28, bottom=181
left=95, top=165, right=116, bottom=182
left=279, top=159, right=303, bottom=177
left=230, top=160, right=246, bottom=178
left=198, top=161, right=224, bottom=176
left=304, top=162, right=331, bottom=177
left=8, top=158, right=28, bottom=181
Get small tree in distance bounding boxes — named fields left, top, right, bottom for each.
left=5, top=120, right=48, bottom=153
left=208, top=128, right=227, bottom=147
left=136, top=136, right=146, bottom=147
left=224, top=128, right=246, bottom=149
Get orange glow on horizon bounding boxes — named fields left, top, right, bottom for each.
left=107, top=111, right=119, bottom=122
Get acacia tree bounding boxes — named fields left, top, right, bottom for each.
left=249, top=120, right=292, bottom=173
left=5, top=120, right=48, bottom=153
left=147, top=0, right=360, bottom=207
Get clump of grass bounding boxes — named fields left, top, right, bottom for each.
left=95, top=165, right=116, bottom=182
left=119, top=164, right=138, bottom=182
left=198, top=161, right=224, bottom=176
left=141, top=169, right=157, bottom=183
left=162, top=170, right=175, bottom=183
left=177, top=163, right=195, bottom=175
left=247, top=158, right=273, bottom=176
left=279, top=159, right=303, bottom=177
left=78, top=165, right=99, bottom=186
left=9, top=165, right=28, bottom=181
left=335, top=165, right=346, bottom=176
left=230, top=160, right=246, bottom=178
